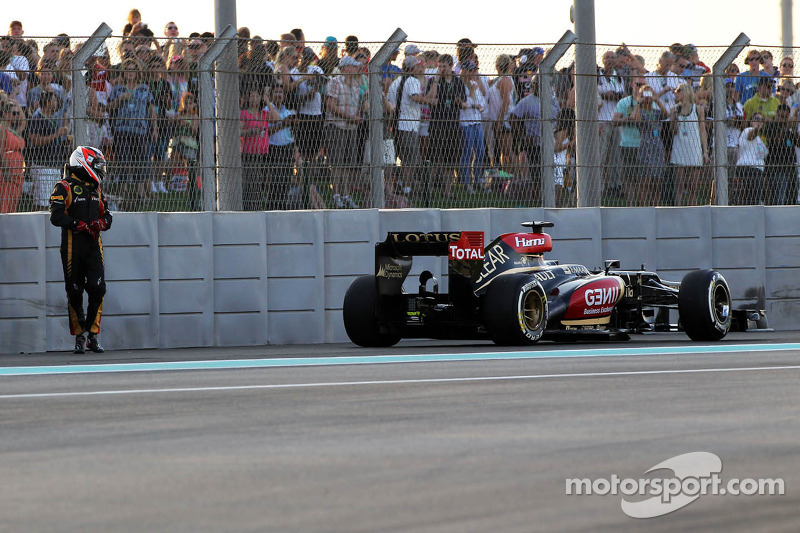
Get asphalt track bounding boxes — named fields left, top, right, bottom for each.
left=1, top=332, right=798, bottom=532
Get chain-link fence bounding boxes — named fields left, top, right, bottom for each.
left=2, top=30, right=800, bottom=213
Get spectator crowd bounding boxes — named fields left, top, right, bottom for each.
left=2, top=11, right=800, bottom=213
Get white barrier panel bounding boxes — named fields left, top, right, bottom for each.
left=1, top=207, right=798, bottom=354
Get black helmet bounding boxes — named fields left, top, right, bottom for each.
left=68, top=146, right=107, bottom=185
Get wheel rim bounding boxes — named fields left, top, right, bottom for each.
left=711, top=283, right=731, bottom=324
left=522, top=290, right=545, bottom=331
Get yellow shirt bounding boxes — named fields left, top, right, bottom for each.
left=743, top=95, right=780, bottom=120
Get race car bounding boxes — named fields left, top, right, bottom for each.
left=342, top=221, right=767, bottom=347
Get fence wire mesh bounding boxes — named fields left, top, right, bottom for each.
left=1, top=35, right=800, bottom=212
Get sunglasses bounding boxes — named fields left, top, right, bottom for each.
left=167, top=26, right=177, bottom=30
left=782, top=63, right=794, bottom=68
left=748, top=56, right=761, bottom=62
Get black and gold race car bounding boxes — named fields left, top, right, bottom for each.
left=343, top=221, right=767, bottom=347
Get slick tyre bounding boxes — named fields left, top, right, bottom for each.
left=678, top=269, right=732, bottom=341
left=343, top=275, right=401, bottom=347
left=483, top=274, right=548, bottom=346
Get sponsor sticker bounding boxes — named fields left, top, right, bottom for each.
left=564, top=278, right=625, bottom=320
left=390, top=232, right=461, bottom=244
left=376, top=264, right=404, bottom=279
left=448, top=231, right=485, bottom=260
left=502, top=233, right=552, bottom=253
left=475, top=244, right=510, bottom=284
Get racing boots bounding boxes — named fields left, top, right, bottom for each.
left=86, top=333, right=105, bottom=353
left=74, top=334, right=86, bottom=354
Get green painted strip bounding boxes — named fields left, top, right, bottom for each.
left=1, top=343, right=798, bottom=377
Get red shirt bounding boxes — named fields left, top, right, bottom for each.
left=240, top=109, right=270, bottom=154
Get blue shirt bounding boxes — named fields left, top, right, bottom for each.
left=0, top=72, right=12, bottom=94
left=510, top=94, right=560, bottom=143
left=615, top=96, right=641, bottom=148
left=27, top=83, right=67, bottom=113
left=381, top=64, right=402, bottom=81
left=108, top=83, right=154, bottom=136
left=269, top=105, right=296, bottom=146
left=27, top=109, right=67, bottom=165
left=735, top=71, right=772, bottom=104
left=679, top=65, right=706, bottom=89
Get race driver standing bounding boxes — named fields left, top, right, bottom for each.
left=49, top=146, right=112, bottom=354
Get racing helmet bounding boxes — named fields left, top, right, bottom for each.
left=68, top=146, right=107, bottom=185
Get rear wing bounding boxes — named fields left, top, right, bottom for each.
left=374, top=231, right=485, bottom=295
left=375, top=232, right=463, bottom=258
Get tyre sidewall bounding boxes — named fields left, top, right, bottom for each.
left=343, top=275, right=400, bottom=347
left=679, top=269, right=732, bottom=341
left=516, top=278, right=548, bottom=342
left=706, top=272, right=731, bottom=336
left=483, top=274, right=548, bottom=345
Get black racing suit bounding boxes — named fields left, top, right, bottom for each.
left=49, top=174, right=113, bottom=335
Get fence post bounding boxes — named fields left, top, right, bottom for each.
left=712, top=33, right=750, bottom=206
left=369, top=28, right=407, bottom=209
left=198, top=24, right=237, bottom=212
left=573, top=0, right=602, bottom=207
left=539, top=30, right=577, bottom=208
left=782, top=0, right=793, bottom=58
left=71, top=23, right=112, bottom=149
left=214, top=3, right=242, bottom=212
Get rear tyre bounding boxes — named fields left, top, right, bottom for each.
left=678, top=269, right=732, bottom=341
left=343, top=275, right=401, bottom=347
left=483, top=274, right=548, bottom=346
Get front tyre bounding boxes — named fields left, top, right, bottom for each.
left=483, top=274, right=548, bottom=346
left=679, top=269, right=732, bottom=341
left=343, top=275, right=401, bottom=347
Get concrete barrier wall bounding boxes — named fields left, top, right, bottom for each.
left=1, top=207, right=798, bottom=354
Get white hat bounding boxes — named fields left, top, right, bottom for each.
left=339, top=56, right=360, bottom=68
left=402, top=56, right=422, bottom=70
